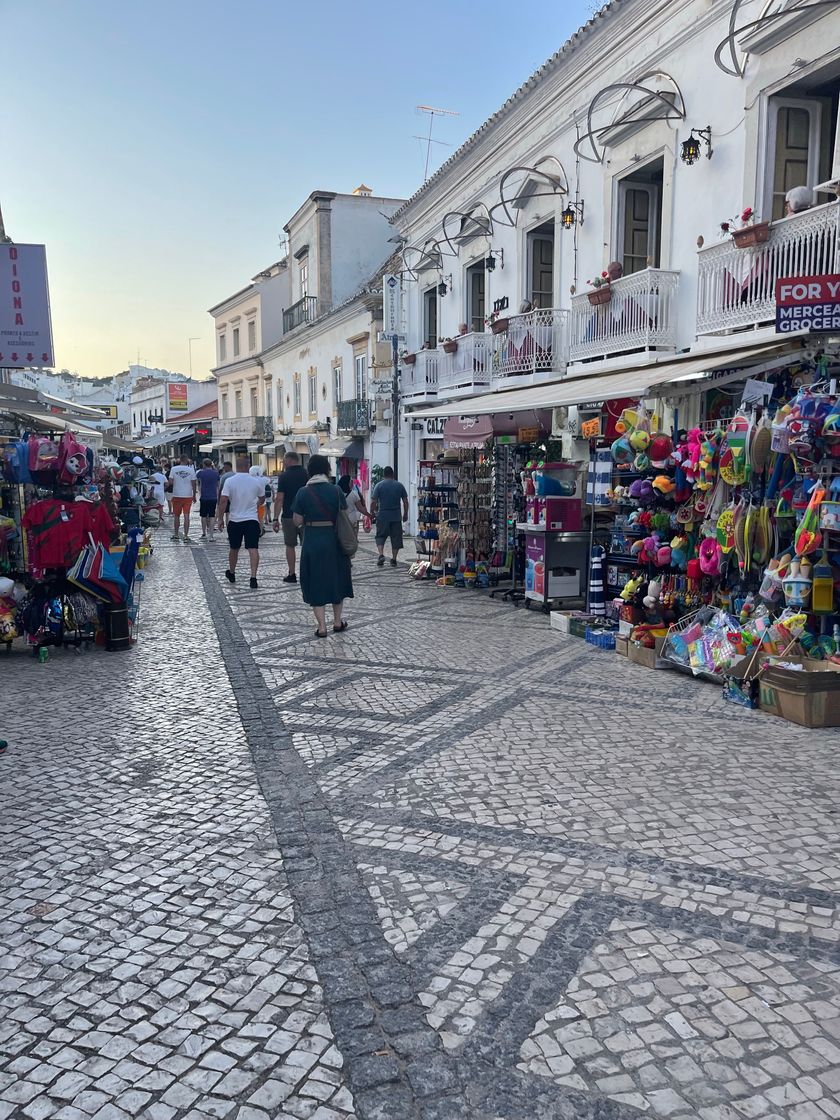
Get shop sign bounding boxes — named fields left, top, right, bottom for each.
left=382, top=274, right=401, bottom=338
left=93, top=404, right=118, bottom=419
left=577, top=400, right=604, bottom=413
left=425, top=417, right=445, bottom=436
left=0, top=243, right=54, bottom=368
left=517, top=426, right=540, bottom=443
left=776, top=274, right=840, bottom=333
left=195, top=425, right=211, bottom=438
left=581, top=417, right=602, bottom=439
left=168, top=382, right=188, bottom=411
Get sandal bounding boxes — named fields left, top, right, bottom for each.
left=315, top=629, right=329, bottom=639
left=333, top=621, right=349, bottom=633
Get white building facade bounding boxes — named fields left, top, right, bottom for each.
left=130, top=377, right=216, bottom=438
left=390, top=0, right=840, bottom=522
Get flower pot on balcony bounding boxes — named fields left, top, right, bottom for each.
left=402, top=353, right=417, bottom=365
left=490, top=317, right=510, bottom=335
left=587, top=287, right=612, bottom=307
left=732, top=222, right=770, bottom=248
left=442, top=340, right=458, bottom=354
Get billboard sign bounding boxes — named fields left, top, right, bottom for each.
left=167, top=382, right=188, bottom=411
left=0, top=243, right=54, bottom=367
left=776, top=274, right=840, bottom=333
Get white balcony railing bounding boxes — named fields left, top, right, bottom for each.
left=492, top=308, right=569, bottom=386
left=697, top=202, right=840, bottom=335
left=401, top=349, right=439, bottom=397
left=569, top=268, right=680, bottom=362
left=438, top=332, right=494, bottom=393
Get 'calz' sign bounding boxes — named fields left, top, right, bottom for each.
left=776, top=274, right=840, bottom=333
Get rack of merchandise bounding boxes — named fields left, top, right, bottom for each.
left=456, top=449, right=492, bottom=557
left=416, top=460, right=459, bottom=576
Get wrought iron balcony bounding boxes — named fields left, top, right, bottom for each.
left=492, top=309, right=569, bottom=387
left=337, top=398, right=372, bottom=433
left=697, top=202, right=840, bottom=336
left=569, top=268, right=680, bottom=362
left=437, top=332, right=494, bottom=395
left=401, top=350, right=439, bottom=400
left=282, top=295, right=318, bottom=334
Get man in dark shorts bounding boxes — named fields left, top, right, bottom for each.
left=196, top=458, right=220, bottom=541
left=370, top=466, right=409, bottom=567
left=272, top=451, right=308, bottom=583
left=216, top=456, right=266, bottom=589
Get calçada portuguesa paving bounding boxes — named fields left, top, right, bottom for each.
left=2, top=532, right=840, bottom=1120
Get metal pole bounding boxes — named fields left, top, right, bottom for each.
left=391, top=334, right=399, bottom=477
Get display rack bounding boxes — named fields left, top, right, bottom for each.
left=416, top=460, right=460, bottom=576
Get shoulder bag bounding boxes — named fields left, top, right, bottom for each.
left=311, top=486, right=358, bottom=558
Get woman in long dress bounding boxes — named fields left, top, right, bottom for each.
left=292, top=455, right=354, bottom=638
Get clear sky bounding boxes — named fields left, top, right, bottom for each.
left=4, top=0, right=595, bottom=380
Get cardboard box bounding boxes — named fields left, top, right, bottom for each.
left=615, top=635, right=629, bottom=657
left=759, top=661, right=840, bottom=727
left=627, top=636, right=666, bottom=669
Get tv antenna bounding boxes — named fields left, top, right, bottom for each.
left=415, top=105, right=459, bottom=181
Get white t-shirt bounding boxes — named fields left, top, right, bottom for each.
left=345, top=485, right=364, bottom=524
left=150, top=471, right=167, bottom=503
left=222, top=473, right=266, bottom=523
left=169, top=464, right=197, bottom=498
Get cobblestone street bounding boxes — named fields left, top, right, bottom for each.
left=3, top=533, right=840, bottom=1120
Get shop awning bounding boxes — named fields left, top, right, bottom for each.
left=444, top=415, right=494, bottom=448
left=408, top=341, right=800, bottom=418
left=138, top=427, right=194, bottom=449
left=3, top=407, right=105, bottom=438
left=319, top=440, right=365, bottom=458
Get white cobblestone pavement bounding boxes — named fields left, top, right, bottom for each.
left=2, top=529, right=840, bottom=1120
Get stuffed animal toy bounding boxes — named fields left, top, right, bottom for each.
left=656, top=544, right=672, bottom=567
left=643, top=579, right=661, bottom=610
left=699, top=537, right=723, bottom=576
left=652, top=475, right=676, bottom=496
left=670, top=534, right=689, bottom=570
left=697, top=432, right=718, bottom=490
left=620, top=574, right=644, bottom=602
left=649, top=434, right=673, bottom=468
left=629, top=478, right=655, bottom=505
left=633, top=452, right=651, bottom=472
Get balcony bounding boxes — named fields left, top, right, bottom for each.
left=437, top=332, right=494, bottom=395
left=337, top=398, right=372, bottom=433
left=569, top=268, right=680, bottom=363
left=492, top=308, right=569, bottom=388
left=213, top=415, right=273, bottom=441
left=697, top=202, right=840, bottom=336
left=282, top=295, right=318, bottom=334
left=401, top=350, right=439, bottom=401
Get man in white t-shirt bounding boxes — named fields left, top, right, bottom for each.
left=216, top=456, right=266, bottom=589
left=169, top=455, right=197, bottom=542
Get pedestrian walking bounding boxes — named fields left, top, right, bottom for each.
left=370, top=466, right=409, bottom=567
left=169, top=454, right=197, bottom=542
left=248, top=465, right=272, bottom=535
left=160, top=457, right=174, bottom=517
left=272, top=451, right=308, bottom=584
left=217, top=461, right=234, bottom=526
left=149, top=462, right=168, bottom=521
left=292, top=454, right=353, bottom=637
left=196, top=458, right=220, bottom=540
left=337, top=474, right=369, bottom=538
left=216, top=456, right=265, bottom=589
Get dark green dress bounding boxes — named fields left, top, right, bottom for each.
left=293, top=482, right=354, bottom=607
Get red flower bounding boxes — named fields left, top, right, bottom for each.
left=601, top=270, right=608, bottom=278
left=720, top=221, right=731, bottom=232
left=740, top=207, right=753, bottom=223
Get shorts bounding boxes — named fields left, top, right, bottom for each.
left=375, top=517, right=403, bottom=550
left=281, top=517, right=303, bottom=547
left=172, top=496, right=193, bottom=516
left=227, top=519, right=261, bottom=551
left=200, top=498, right=217, bottom=518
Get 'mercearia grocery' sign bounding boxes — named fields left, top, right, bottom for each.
left=775, top=274, right=840, bottom=333
left=0, top=243, right=54, bottom=367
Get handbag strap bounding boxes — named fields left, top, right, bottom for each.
left=309, top=485, right=337, bottom=526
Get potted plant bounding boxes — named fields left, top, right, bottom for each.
left=441, top=337, right=458, bottom=354
left=486, top=309, right=509, bottom=335
left=720, top=207, right=770, bottom=248
left=587, top=273, right=612, bottom=306
left=401, top=350, right=417, bottom=365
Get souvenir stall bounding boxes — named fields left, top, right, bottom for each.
left=555, top=346, right=840, bottom=726
left=0, top=422, right=153, bottom=659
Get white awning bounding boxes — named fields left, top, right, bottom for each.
left=407, top=341, right=800, bottom=418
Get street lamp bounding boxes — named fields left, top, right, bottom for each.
left=561, top=199, right=585, bottom=229
left=188, top=337, right=201, bottom=378
left=680, top=127, right=713, bottom=165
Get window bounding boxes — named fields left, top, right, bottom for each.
left=308, top=372, right=317, bottom=416
left=233, top=327, right=240, bottom=357
left=247, top=320, right=256, bottom=352
left=616, top=158, right=663, bottom=275
left=333, top=363, right=342, bottom=406
left=423, top=287, right=438, bottom=349
left=354, top=354, right=367, bottom=399
left=293, top=377, right=302, bottom=418
left=276, top=383, right=284, bottom=422
left=766, top=98, right=823, bottom=221
left=221, top=394, right=228, bottom=419
left=527, top=221, right=555, bottom=308
left=234, top=390, right=242, bottom=418
left=219, top=334, right=227, bottom=363
left=249, top=386, right=258, bottom=416
left=299, top=257, right=309, bottom=298
left=466, top=261, right=486, bottom=333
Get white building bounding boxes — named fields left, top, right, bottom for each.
left=130, top=377, right=216, bottom=438
left=211, top=186, right=405, bottom=483
left=389, top=0, right=840, bottom=521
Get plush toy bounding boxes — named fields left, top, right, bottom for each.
left=649, top=434, right=673, bottom=468
left=652, top=475, right=676, bottom=496
left=656, top=544, right=672, bottom=568
left=699, top=537, right=723, bottom=576
left=629, top=478, right=655, bottom=505
left=620, top=574, right=644, bottom=602
left=670, top=534, right=689, bottom=570
left=643, top=579, right=661, bottom=610
left=697, top=431, right=718, bottom=490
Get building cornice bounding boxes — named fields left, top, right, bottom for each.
left=207, top=283, right=256, bottom=317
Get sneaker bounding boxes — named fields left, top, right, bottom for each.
left=208, top=533, right=215, bottom=542
left=390, top=557, right=398, bottom=567
left=283, top=573, right=298, bottom=584
left=182, top=536, right=192, bottom=543
left=377, top=556, right=385, bottom=567
left=170, top=533, right=180, bottom=541
left=224, top=569, right=235, bottom=583
left=249, top=577, right=258, bottom=589
left=200, top=532, right=206, bottom=539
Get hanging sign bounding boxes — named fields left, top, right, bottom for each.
left=0, top=243, right=54, bottom=367
left=383, top=274, right=401, bottom=338
left=517, top=426, right=540, bottom=443
left=776, top=274, right=840, bottom=333
left=168, top=383, right=188, bottom=411
left=581, top=417, right=602, bottom=439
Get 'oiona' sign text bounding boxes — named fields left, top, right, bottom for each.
left=0, top=243, right=54, bottom=367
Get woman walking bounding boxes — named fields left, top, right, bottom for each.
left=292, top=455, right=353, bottom=638
left=337, top=474, right=369, bottom=537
